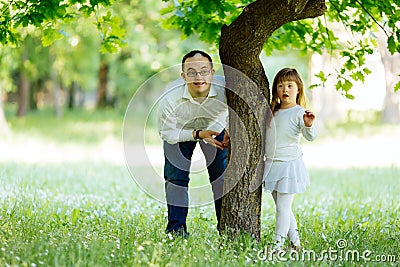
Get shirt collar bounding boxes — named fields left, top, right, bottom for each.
left=182, top=84, right=217, bottom=100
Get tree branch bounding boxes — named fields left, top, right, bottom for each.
left=220, top=0, right=327, bottom=61
left=293, top=0, right=326, bottom=21
left=354, top=0, right=389, bottom=37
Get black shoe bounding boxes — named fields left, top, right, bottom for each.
left=175, top=228, right=190, bottom=239
left=168, top=228, right=189, bottom=239
left=182, top=231, right=190, bottom=239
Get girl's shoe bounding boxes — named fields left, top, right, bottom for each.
left=289, top=241, right=302, bottom=252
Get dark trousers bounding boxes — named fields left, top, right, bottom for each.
left=163, top=131, right=227, bottom=234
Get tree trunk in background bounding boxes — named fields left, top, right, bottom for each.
left=16, top=70, right=30, bottom=117
left=96, top=59, right=109, bottom=108
left=51, top=64, right=62, bottom=118
left=0, top=90, right=9, bottom=134
left=30, top=79, right=41, bottom=111
left=68, top=82, right=84, bottom=109
left=68, top=81, right=76, bottom=109
left=378, top=30, right=400, bottom=124
left=218, top=0, right=326, bottom=239
left=16, top=46, right=30, bottom=117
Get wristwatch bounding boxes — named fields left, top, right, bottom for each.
left=195, top=129, right=202, bottom=140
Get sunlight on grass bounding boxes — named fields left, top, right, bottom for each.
left=1, top=109, right=399, bottom=266
left=1, top=162, right=399, bottom=266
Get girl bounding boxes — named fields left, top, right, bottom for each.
left=264, top=68, right=317, bottom=251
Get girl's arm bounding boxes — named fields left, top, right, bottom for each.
left=301, top=110, right=317, bottom=141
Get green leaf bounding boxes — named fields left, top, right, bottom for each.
left=79, top=5, right=93, bottom=17
left=315, top=71, right=328, bottom=83
left=395, top=81, right=400, bottom=92
left=345, top=93, right=355, bottom=100
left=351, top=71, right=365, bottom=82
left=345, top=60, right=356, bottom=71
left=387, top=35, right=396, bottom=54
left=41, top=28, right=64, bottom=46
left=363, top=67, right=372, bottom=75
left=336, top=80, right=342, bottom=90
left=343, top=79, right=353, bottom=92
left=160, top=6, right=176, bottom=16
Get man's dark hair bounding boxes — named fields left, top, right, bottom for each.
left=181, top=50, right=213, bottom=70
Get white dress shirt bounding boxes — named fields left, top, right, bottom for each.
left=157, top=76, right=228, bottom=144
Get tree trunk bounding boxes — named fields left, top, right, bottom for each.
left=16, top=46, right=30, bottom=117
left=51, top=66, right=62, bottom=118
left=30, top=79, right=41, bottom=111
left=378, top=30, right=400, bottom=124
left=68, top=81, right=76, bottom=109
left=68, top=82, right=84, bottom=109
left=96, top=59, right=109, bottom=108
left=16, top=70, right=30, bottom=117
left=0, top=90, right=9, bottom=134
left=218, top=0, right=326, bottom=239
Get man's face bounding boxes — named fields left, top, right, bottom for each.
left=181, top=56, right=214, bottom=98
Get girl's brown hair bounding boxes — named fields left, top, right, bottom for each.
left=270, top=68, right=307, bottom=114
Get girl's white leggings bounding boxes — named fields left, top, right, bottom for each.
left=272, top=191, right=300, bottom=248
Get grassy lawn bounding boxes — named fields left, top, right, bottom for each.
left=1, top=108, right=399, bottom=266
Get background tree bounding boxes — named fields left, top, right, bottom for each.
left=0, top=0, right=205, bottom=120
left=378, top=30, right=400, bottom=123
left=0, top=0, right=123, bottom=121
left=0, top=46, right=16, bottom=133
left=161, top=0, right=400, bottom=238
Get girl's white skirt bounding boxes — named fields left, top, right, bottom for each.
left=263, top=158, right=310, bottom=194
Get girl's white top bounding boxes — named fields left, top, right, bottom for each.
left=265, top=105, right=317, bottom=162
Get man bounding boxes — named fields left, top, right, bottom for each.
left=157, top=50, right=229, bottom=237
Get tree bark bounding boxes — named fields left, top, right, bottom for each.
left=218, top=0, right=326, bottom=239
left=96, top=59, right=109, bottom=108
left=378, top=30, right=400, bottom=124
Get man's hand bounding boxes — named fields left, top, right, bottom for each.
left=303, top=110, right=315, bottom=127
left=198, top=130, right=226, bottom=150
left=222, top=130, right=229, bottom=148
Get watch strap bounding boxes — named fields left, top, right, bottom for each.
left=195, top=129, right=202, bottom=140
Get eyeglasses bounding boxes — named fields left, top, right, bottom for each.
left=186, top=69, right=211, bottom=77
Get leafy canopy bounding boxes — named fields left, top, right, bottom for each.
left=1, top=0, right=399, bottom=93
left=0, top=0, right=125, bottom=53
left=161, top=0, right=400, bottom=94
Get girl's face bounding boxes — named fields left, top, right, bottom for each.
left=276, top=80, right=299, bottom=109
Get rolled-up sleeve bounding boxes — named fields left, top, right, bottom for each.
left=157, top=99, right=194, bottom=144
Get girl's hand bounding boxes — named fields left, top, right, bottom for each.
left=303, top=110, right=315, bottom=127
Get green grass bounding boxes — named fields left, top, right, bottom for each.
left=1, top=108, right=399, bottom=266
